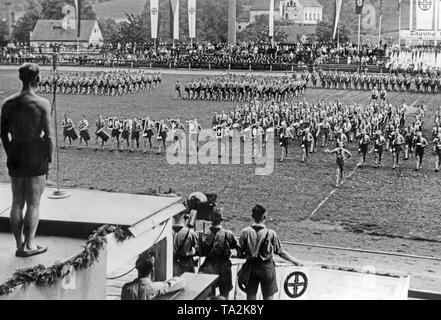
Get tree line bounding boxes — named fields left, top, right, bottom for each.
left=4, top=0, right=350, bottom=48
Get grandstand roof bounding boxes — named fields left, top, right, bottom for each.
left=30, top=20, right=99, bottom=42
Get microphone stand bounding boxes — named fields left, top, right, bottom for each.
left=49, top=45, right=70, bottom=200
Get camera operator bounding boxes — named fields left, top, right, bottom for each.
left=199, top=208, right=238, bottom=300
left=172, top=210, right=198, bottom=277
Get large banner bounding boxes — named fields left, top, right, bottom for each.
left=150, top=0, right=159, bottom=39
left=75, top=0, right=81, bottom=37
left=228, top=0, right=236, bottom=44
left=188, top=0, right=196, bottom=39
left=416, top=0, right=434, bottom=30
left=170, top=0, right=180, bottom=40
left=400, top=29, right=441, bottom=40
left=439, top=0, right=441, bottom=30
left=355, top=0, right=364, bottom=14
left=333, top=0, right=343, bottom=39
left=269, top=0, right=275, bottom=37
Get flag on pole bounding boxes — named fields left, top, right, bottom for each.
left=333, top=0, right=343, bottom=40
left=188, top=0, right=196, bottom=39
left=269, top=0, right=275, bottom=37
left=150, top=0, right=159, bottom=39
left=398, top=0, right=401, bottom=11
left=379, top=0, right=383, bottom=44
left=355, top=0, right=364, bottom=14
left=74, top=0, right=81, bottom=38
left=169, top=0, right=180, bottom=40
left=416, top=0, right=434, bottom=30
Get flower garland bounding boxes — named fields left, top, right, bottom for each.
left=0, top=225, right=132, bottom=297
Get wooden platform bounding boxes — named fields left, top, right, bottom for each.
left=0, top=232, right=85, bottom=285
left=0, top=184, right=183, bottom=238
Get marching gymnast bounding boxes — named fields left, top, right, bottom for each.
left=142, top=116, right=155, bottom=153
left=78, top=115, right=91, bottom=149
left=95, top=114, right=107, bottom=149
left=325, top=142, right=352, bottom=188
left=61, top=114, right=76, bottom=148
left=434, top=132, right=441, bottom=172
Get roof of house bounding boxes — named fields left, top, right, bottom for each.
left=30, top=20, right=99, bottom=42
left=297, top=0, right=323, bottom=8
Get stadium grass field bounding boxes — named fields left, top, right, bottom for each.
left=1, top=68, right=441, bottom=259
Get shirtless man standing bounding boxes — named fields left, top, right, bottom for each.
left=1, top=63, right=54, bottom=258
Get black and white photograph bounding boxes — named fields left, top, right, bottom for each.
left=0, top=0, right=440, bottom=304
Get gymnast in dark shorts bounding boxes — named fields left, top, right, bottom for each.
left=7, top=139, right=49, bottom=178
left=1, top=63, right=54, bottom=258
left=325, top=144, right=352, bottom=188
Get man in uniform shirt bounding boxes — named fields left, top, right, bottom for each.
left=237, top=205, right=303, bottom=300
left=199, top=208, right=238, bottom=300
left=173, top=211, right=198, bottom=277
left=121, top=253, right=186, bottom=300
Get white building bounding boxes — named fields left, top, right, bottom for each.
left=30, top=20, right=103, bottom=49
left=246, top=0, right=323, bottom=27
left=280, top=0, right=323, bottom=25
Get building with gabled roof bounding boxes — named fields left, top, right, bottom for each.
left=246, top=0, right=323, bottom=26
left=30, top=19, right=103, bottom=49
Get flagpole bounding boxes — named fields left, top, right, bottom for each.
left=398, top=3, right=402, bottom=46
left=337, top=25, right=340, bottom=49
left=358, top=14, right=361, bottom=54
left=378, top=12, right=382, bottom=46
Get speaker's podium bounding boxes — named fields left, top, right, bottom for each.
left=0, top=184, right=216, bottom=300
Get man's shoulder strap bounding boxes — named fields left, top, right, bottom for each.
left=250, top=227, right=270, bottom=258
left=175, top=227, right=191, bottom=253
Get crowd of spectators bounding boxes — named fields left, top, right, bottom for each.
left=4, top=40, right=441, bottom=75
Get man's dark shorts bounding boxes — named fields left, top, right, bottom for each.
left=173, top=257, right=195, bottom=277
left=246, top=259, right=278, bottom=298
left=7, top=138, right=49, bottom=178
left=200, top=257, right=233, bottom=295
